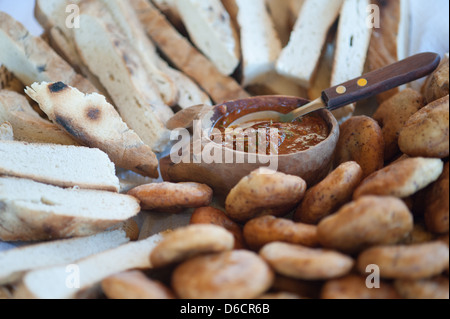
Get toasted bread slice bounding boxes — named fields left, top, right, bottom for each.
left=175, top=0, right=241, bottom=76
left=130, top=0, right=250, bottom=104
left=0, top=121, right=13, bottom=141
left=330, top=0, right=373, bottom=122
left=14, top=232, right=164, bottom=299
left=0, top=229, right=130, bottom=285
left=0, top=140, right=120, bottom=192
left=72, top=10, right=172, bottom=152
left=367, top=0, right=410, bottom=103
left=235, top=0, right=282, bottom=86
left=97, top=0, right=211, bottom=108
left=0, top=177, right=139, bottom=242
left=25, top=82, right=160, bottom=178
left=0, top=90, right=78, bottom=145
left=0, top=12, right=98, bottom=95
left=276, top=0, right=343, bottom=88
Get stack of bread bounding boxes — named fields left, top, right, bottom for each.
left=0, top=0, right=448, bottom=300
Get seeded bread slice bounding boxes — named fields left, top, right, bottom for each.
left=0, top=140, right=120, bottom=192
left=25, top=82, right=159, bottom=178
left=175, top=0, right=241, bottom=76
left=330, top=0, right=373, bottom=122
left=13, top=232, right=164, bottom=299
left=0, top=12, right=98, bottom=95
left=0, top=229, right=130, bottom=285
left=0, top=177, right=140, bottom=242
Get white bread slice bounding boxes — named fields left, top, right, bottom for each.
left=0, top=12, right=98, bottom=95
left=235, top=0, right=282, bottom=86
left=276, top=0, right=343, bottom=88
left=0, top=229, right=130, bottom=285
left=174, top=0, right=241, bottom=76
left=14, top=232, right=164, bottom=299
left=94, top=0, right=179, bottom=107
left=0, top=141, right=120, bottom=192
left=0, top=121, right=13, bottom=141
left=130, top=0, right=250, bottom=104
left=0, top=90, right=78, bottom=146
left=330, top=0, right=373, bottom=122
left=97, top=0, right=211, bottom=109
left=0, top=177, right=139, bottom=242
left=366, top=0, right=410, bottom=103
left=72, top=11, right=172, bottom=153
left=25, top=82, right=160, bottom=178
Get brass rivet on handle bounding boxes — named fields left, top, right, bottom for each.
left=336, top=86, right=347, bottom=94
left=357, top=78, right=368, bottom=87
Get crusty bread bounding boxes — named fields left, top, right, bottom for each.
left=0, top=229, right=130, bottom=285
left=97, top=0, right=179, bottom=107
left=276, top=0, right=343, bottom=88
left=25, top=82, right=160, bottom=178
left=0, top=12, right=98, bottom=95
left=330, top=0, right=373, bottom=122
left=0, top=177, right=140, bottom=242
left=235, top=0, right=282, bottom=86
left=13, top=232, right=164, bottom=299
left=0, top=90, right=78, bottom=145
left=175, top=0, right=241, bottom=76
left=366, top=0, right=410, bottom=103
left=97, top=0, right=211, bottom=109
left=130, top=0, right=250, bottom=104
left=72, top=10, right=172, bottom=153
left=0, top=141, right=120, bottom=192
left=0, top=121, right=13, bottom=141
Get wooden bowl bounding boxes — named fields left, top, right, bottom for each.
left=160, top=96, right=340, bottom=198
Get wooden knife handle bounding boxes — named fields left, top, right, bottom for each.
left=322, top=52, right=441, bottom=111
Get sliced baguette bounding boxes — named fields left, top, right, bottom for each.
left=25, top=82, right=159, bottom=178
left=0, top=121, right=13, bottom=141
left=235, top=0, right=282, bottom=86
left=0, top=12, right=98, bottom=95
left=13, top=232, right=164, bottom=299
left=366, top=0, right=410, bottom=103
left=175, top=0, right=241, bottom=76
left=0, top=177, right=140, bottom=242
left=0, top=90, right=78, bottom=146
left=0, top=229, right=130, bottom=285
left=97, top=0, right=211, bottom=108
left=276, top=0, right=343, bottom=88
left=330, top=0, right=373, bottom=122
left=0, top=141, right=120, bottom=192
left=130, top=0, right=250, bottom=104
left=72, top=10, right=172, bottom=153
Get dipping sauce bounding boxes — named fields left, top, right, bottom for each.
left=212, top=106, right=330, bottom=155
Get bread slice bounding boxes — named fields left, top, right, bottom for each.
left=276, top=0, right=343, bottom=88
left=130, top=0, right=250, bottom=104
left=0, top=90, right=78, bottom=145
left=0, top=12, right=98, bottom=95
left=72, top=10, right=172, bottom=153
left=13, top=232, right=164, bottom=299
left=330, top=0, right=373, bottom=122
left=235, top=0, right=282, bottom=86
left=175, top=0, right=241, bottom=76
left=0, top=121, right=13, bottom=141
left=366, top=0, right=410, bottom=103
left=0, top=229, right=130, bottom=285
left=97, top=0, right=211, bottom=109
left=0, top=141, right=120, bottom=192
left=25, top=82, right=160, bottom=178
left=0, top=177, right=140, bottom=242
